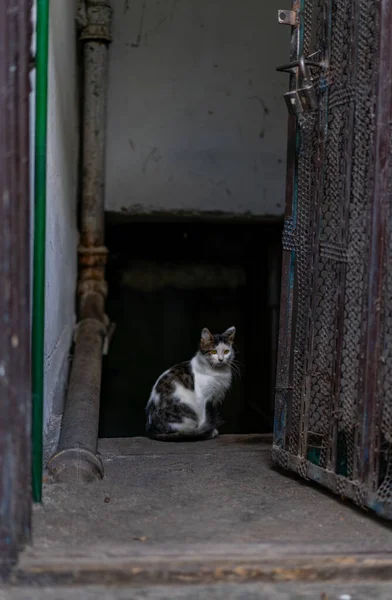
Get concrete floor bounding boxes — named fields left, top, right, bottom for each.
left=32, top=436, right=391, bottom=551
left=8, top=436, right=392, bottom=597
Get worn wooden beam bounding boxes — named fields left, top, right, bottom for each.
left=0, top=0, right=32, bottom=577
left=10, top=546, right=392, bottom=586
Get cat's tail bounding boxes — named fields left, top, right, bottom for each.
left=147, top=423, right=217, bottom=443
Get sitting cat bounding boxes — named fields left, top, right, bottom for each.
left=145, top=326, right=236, bottom=441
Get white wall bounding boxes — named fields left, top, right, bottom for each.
left=105, top=0, right=290, bottom=217
left=42, top=0, right=79, bottom=463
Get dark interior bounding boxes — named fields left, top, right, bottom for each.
left=99, top=217, right=282, bottom=438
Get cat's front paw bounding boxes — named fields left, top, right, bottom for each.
left=210, top=429, right=219, bottom=439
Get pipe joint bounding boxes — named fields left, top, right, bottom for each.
left=78, top=244, right=108, bottom=267
left=79, top=0, right=112, bottom=43
left=48, top=447, right=104, bottom=483
left=73, top=317, right=108, bottom=344
left=78, top=246, right=108, bottom=300
left=78, top=290, right=109, bottom=325
left=78, top=279, right=108, bottom=299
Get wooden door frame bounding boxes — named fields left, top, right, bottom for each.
left=0, top=0, right=32, bottom=576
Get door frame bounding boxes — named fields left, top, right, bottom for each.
left=0, top=0, right=32, bottom=576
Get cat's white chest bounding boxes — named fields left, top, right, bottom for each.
left=194, top=369, right=231, bottom=403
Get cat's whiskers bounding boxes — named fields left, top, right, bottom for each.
left=231, top=358, right=243, bottom=370
left=230, top=366, right=241, bottom=380
left=229, top=359, right=243, bottom=380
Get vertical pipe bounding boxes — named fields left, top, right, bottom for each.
left=81, top=42, right=108, bottom=248
left=48, top=0, right=112, bottom=484
left=31, top=0, right=49, bottom=503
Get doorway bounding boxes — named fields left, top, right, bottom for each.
left=99, top=217, right=282, bottom=438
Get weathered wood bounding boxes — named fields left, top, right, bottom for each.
left=0, top=0, right=32, bottom=576
left=11, top=545, right=392, bottom=586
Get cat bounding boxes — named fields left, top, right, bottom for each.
left=145, top=326, right=236, bottom=441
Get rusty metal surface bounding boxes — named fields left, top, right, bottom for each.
left=278, top=9, right=298, bottom=26
left=76, top=0, right=112, bottom=320
left=79, top=0, right=112, bottom=250
left=59, top=320, right=106, bottom=450
left=273, top=0, right=392, bottom=517
left=0, top=0, right=32, bottom=573
left=48, top=319, right=106, bottom=482
left=77, top=0, right=112, bottom=314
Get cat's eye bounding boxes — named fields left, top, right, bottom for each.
left=224, top=350, right=230, bottom=354
left=210, top=350, right=217, bottom=354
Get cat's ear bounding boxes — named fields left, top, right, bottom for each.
left=223, top=326, right=236, bottom=343
left=201, top=327, right=213, bottom=342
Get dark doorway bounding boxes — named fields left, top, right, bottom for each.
left=99, top=217, right=282, bottom=438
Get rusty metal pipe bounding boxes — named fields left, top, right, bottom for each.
left=48, top=0, right=112, bottom=484
left=81, top=42, right=109, bottom=248
left=47, top=320, right=106, bottom=482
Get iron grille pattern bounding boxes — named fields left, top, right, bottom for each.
left=272, top=0, right=392, bottom=518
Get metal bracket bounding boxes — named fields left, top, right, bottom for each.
left=276, top=58, right=325, bottom=74
left=278, top=9, right=297, bottom=26
left=103, top=322, right=116, bottom=355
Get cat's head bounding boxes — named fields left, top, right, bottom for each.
left=199, top=326, right=236, bottom=367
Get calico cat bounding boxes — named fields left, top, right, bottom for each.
left=145, top=326, right=236, bottom=441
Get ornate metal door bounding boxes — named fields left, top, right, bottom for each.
left=272, top=0, right=392, bottom=518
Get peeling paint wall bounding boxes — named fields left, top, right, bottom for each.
left=41, top=0, right=79, bottom=463
left=105, top=0, right=290, bottom=216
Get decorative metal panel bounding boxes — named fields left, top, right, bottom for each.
left=272, top=0, right=392, bottom=518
